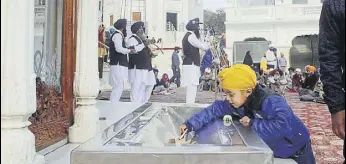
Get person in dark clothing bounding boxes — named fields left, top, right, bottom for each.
left=170, top=47, right=181, bottom=87
left=98, top=24, right=106, bottom=78
left=319, top=0, right=345, bottom=160
left=243, top=51, right=254, bottom=67
left=299, top=66, right=323, bottom=102
left=302, top=72, right=319, bottom=91
left=152, top=68, right=160, bottom=95
left=292, top=69, right=304, bottom=92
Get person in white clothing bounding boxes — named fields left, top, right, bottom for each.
left=128, top=22, right=152, bottom=103
left=143, top=66, right=156, bottom=103
left=181, top=18, right=210, bottom=104
left=109, top=19, right=136, bottom=104
left=265, top=44, right=278, bottom=69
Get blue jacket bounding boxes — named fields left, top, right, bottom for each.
left=185, top=85, right=310, bottom=158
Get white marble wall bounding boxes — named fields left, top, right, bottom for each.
left=69, top=0, right=101, bottom=143
left=1, top=0, right=44, bottom=163
left=225, top=3, right=321, bottom=67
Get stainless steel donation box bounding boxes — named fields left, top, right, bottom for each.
left=71, top=103, right=274, bottom=164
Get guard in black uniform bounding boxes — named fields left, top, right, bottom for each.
left=181, top=18, right=210, bottom=104
left=109, top=19, right=135, bottom=104
left=127, top=22, right=152, bottom=103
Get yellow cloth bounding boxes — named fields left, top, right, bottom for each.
left=260, top=57, right=267, bottom=71
left=218, top=64, right=257, bottom=91
left=98, top=48, right=106, bottom=57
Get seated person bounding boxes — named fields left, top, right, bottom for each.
left=302, top=66, right=319, bottom=91
left=299, top=66, right=324, bottom=103
left=152, top=68, right=160, bottom=95
left=267, top=69, right=287, bottom=96
left=180, top=64, right=315, bottom=164
left=199, top=68, right=214, bottom=91
left=291, top=68, right=304, bottom=92
left=158, top=73, right=170, bottom=89
left=288, top=67, right=295, bottom=79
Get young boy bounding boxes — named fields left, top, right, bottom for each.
left=180, top=64, right=315, bottom=164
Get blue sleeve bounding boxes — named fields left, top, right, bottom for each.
left=186, top=100, right=232, bottom=131
left=250, top=96, right=291, bottom=141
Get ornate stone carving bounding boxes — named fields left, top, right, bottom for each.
left=28, top=77, right=70, bottom=151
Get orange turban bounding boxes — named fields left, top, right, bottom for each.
left=306, top=66, right=316, bottom=72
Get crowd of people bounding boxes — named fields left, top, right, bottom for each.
left=241, top=44, right=324, bottom=104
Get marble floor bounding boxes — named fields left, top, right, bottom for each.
left=44, top=101, right=143, bottom=164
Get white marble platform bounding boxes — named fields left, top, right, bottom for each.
left=44, top=100, right=296, bottom=164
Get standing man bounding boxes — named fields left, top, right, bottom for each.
left=266, top=44, right=278, bottom=69
left=109, top=19, right=135, bottom=104
left=181, top=18, right=209, bottom=104
left=278, top=52, right=288, bottom=73
left=170, top=46, right=181, bottom=87
left=319, top=0, right=345, bottom=161
left=98, top=24, right=106, bottom=78
left=128, top=22, right=151, bottom=103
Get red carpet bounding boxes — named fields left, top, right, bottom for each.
left=286, top=93, right=344, bottom=164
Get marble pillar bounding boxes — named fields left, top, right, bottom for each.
left=1, top=0, right=44, bottom=163
left=69, top=0, right=100, bottom=143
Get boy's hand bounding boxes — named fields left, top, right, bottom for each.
left=180, top=123, right=193, bottom=134
left=240, top=116, right=251, bottom=127
left=180, top=124, right=187, bottom=134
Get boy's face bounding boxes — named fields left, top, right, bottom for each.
left=225, top=89, right=252, bottom=109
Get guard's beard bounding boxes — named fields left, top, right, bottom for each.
left=194, top=30, right=200, bottom=39
left=122, top=29, right=127, bottom=37
left=138, top=33, right=147, bottom=42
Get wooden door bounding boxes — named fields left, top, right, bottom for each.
left=28, top=0, right=78, bottom=151
left=132, top=12, right=141, bottom=21
left=61, top=0, right=78, bottom=125
left=110, top=15, right=114, bottom=26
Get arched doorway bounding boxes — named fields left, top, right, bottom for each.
left=289, top=34, right=319, bottom=69
left=243, top=37, right=267, bottom=41
left=232, top=37, right=270, bottom=69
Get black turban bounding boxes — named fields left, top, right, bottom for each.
left=114, top=19, right=127, bottom=30
left=186, top=18, right=202, bottom=31
left=131, top=21, right=145, bottom=34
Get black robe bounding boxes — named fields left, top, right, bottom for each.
left=243, top=53, right=253, bottom=67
